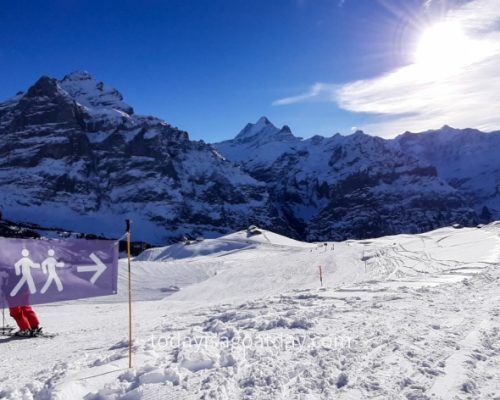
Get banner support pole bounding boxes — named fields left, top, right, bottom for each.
left=126, top=219, right=133, bottom=369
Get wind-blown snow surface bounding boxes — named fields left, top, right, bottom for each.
left=1, top=226, right=499, bottom=399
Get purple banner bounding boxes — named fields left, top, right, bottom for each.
left=0, top=238, right=118, bottom=307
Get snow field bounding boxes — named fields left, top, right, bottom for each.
left=1, top=225, right=499, bottom=399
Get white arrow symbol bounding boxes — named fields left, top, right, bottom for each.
left=77, top=253, right=107, bottom=285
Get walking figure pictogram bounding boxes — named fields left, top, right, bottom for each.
left=10, top=250, right=41, bottom=296
left=40, top=249, right=65, bottom=294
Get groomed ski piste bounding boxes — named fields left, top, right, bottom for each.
left=1, top=224, right=499, bottom=399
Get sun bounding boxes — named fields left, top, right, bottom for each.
left=413, top=20, right=487, bottom=80
left=415, top=21, right=468, bottom=66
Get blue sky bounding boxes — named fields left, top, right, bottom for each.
left=1, top=0, right=499, bottom=141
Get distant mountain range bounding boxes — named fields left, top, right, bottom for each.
left=215, top=118, right=495, bottom=239
left=1, top=72, right=498, bottom=243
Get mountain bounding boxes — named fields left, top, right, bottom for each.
left=0, top=72, right=286, bottom=244
left=393, top=126, right=500, bottom=219
left=0, top=72, right=491, bottom=243
left=215, top=119, right=478, bottom=240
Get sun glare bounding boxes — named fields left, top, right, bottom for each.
left=413, top=20, right=488, bottom=80
left=415, top=22, right=467, bottom=65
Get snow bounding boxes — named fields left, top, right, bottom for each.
left=1, top=224, right=500, bottom=399
left=4, top=77, right=493, bottom=245
left=60, top=70, right=133, bottom=115
left=393, top=126, right=500, bottom=218
left=216, top=117, right=302, bottom=168
left=213, top=120, right=493, bottom=242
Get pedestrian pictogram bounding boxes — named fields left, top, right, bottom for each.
left=41, top=249, right=65, bottom=294
left=10, top=249, right=40, bottom=297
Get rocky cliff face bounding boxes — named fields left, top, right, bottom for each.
left=0, top=72, right=284, bottom=243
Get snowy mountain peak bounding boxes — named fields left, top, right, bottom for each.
left=2, top=70, right=498, bottom=245
left=61, top=70, right=94, bottom=82
left=25, top=76, right=63, bottom=98
left=234, top=117, right=297, bottom=144
left=0, top=72, right=287, bottom=243
left=256, top=116, right=271, bottom=126
left=235, top=116, right=279, bottom=140
left=350, top=129, right=367, bottom=137
left=59, top=71, right=134, bottom=115
left=280, top=124, right=292, bottom=134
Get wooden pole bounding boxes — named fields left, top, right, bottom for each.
left=126, top=219, right=133, bottom=369
left=319, top=265, right=323, bottom=287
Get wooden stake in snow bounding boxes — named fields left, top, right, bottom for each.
left=126, top=219, right=133, bottom=369
left=318, top=265, right=323, bottom=287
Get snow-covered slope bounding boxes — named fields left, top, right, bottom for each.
left=135, top=228, right=311, bottom=262
left=1, top=225, right=499, bottom=399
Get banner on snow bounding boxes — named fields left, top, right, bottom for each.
left=0, top=238, right=118, bottom=307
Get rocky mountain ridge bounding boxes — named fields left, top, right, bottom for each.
left=215, top=119, right=482, bottom=240
left=0, top=72, right=285, bottom=244
left=0, top=71, right=494, bottom=243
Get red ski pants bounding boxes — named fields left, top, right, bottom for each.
left=9, top=306, right=39, bottom=331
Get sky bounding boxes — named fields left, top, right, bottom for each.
left=1, top=0, right=499, bottom=141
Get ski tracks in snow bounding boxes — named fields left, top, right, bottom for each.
left=2, top=226, right=500, bottom=399
left=2, top=270, right=499, bottom=399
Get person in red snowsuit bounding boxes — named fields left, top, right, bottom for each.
left=9, top=306, right=40, bottom=335
left=5, top=290, right=42, bottom=336
left=1, top=262, right=42, bottom=337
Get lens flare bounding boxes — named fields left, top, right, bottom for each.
left=413, top=20, right=492, bottom=80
